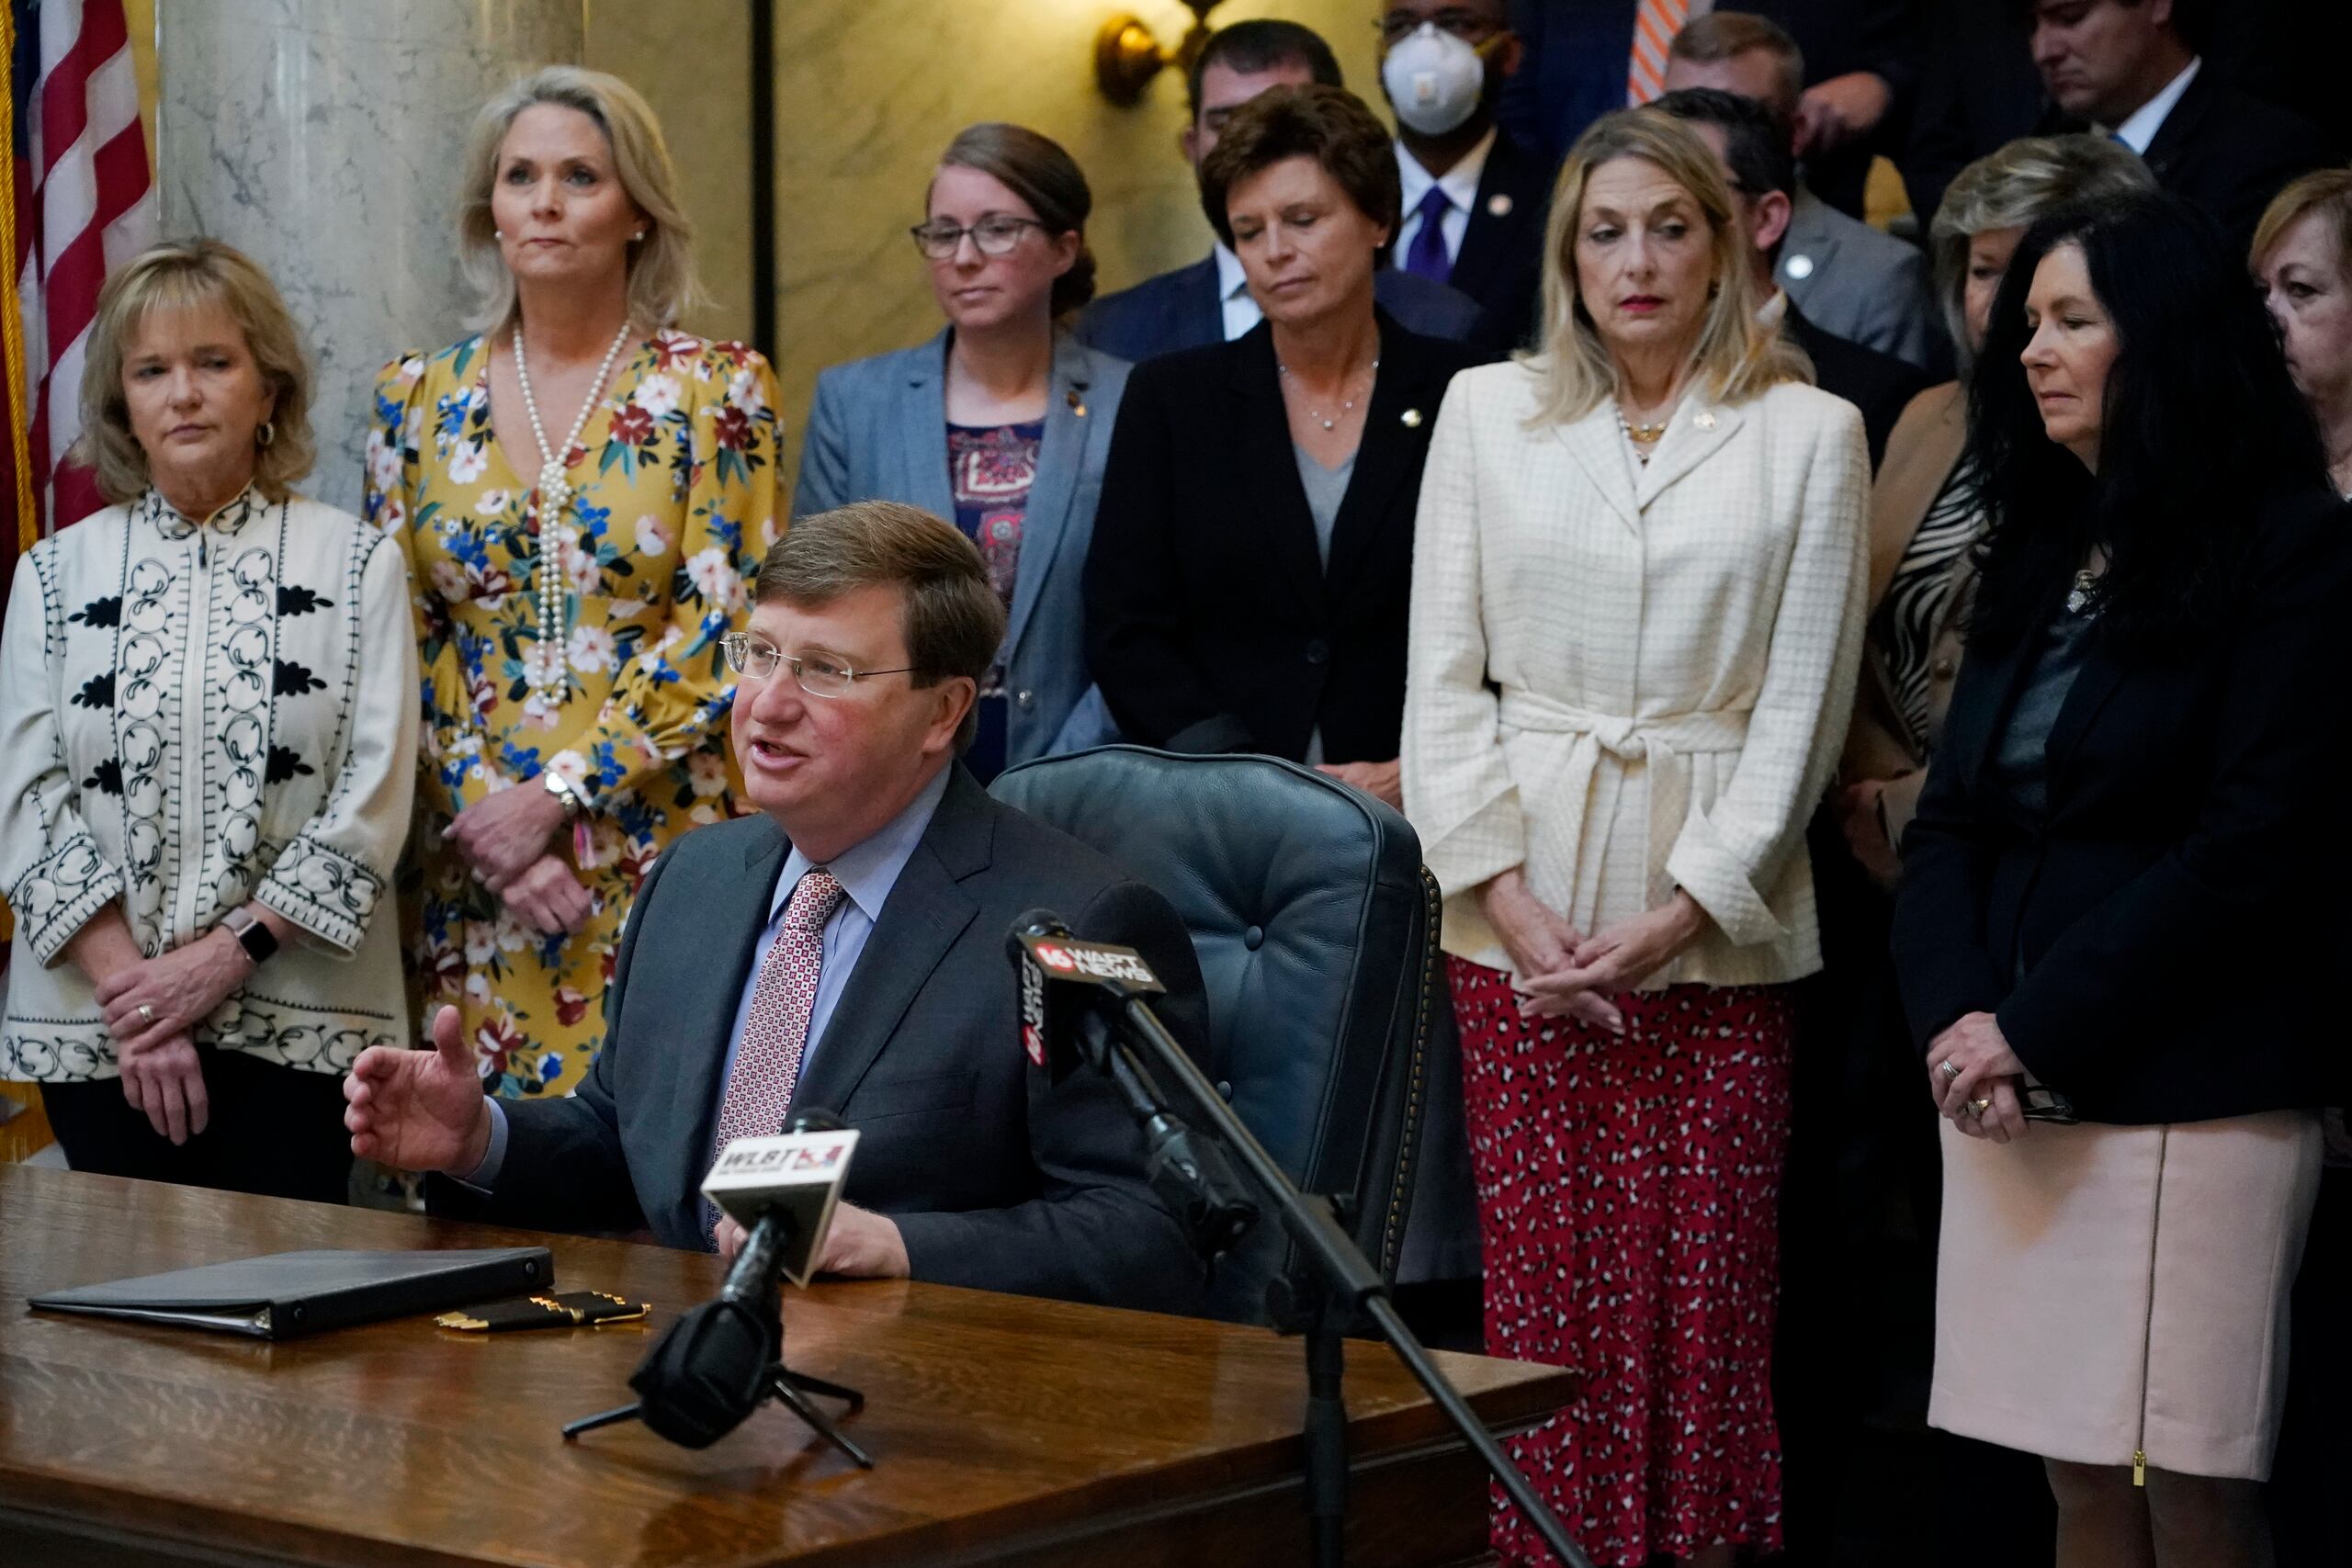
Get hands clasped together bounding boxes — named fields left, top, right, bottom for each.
left=442, top=780, right=594, bottom=936
left=75, top=917, right=259, bottom=1145
left=1476, top=869, right=1710, bottom=1034
left=1927, top=1010, right=2030, bottom=1143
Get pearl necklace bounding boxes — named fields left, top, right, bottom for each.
left=514, top=319, right=634, bottom=698
left=1278, top=355, right=1379, bottom=432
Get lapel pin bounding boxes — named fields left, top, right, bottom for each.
left=1784, top=253, right=1815, bottom=280
left=1694, top=411, right=1717, bottom=430
left=1067, top=389, right=1087, bottom=417
left=1401, top=408, right=1424, bottom=428
left=1487, top=192, right=1513, bottom=219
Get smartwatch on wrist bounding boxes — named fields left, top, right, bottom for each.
left=220, top=905, right=277, bottom=966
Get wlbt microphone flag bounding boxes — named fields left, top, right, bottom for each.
left=701, top=1123, right=860, bottom=1290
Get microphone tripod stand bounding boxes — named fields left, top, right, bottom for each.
left=562, top=1265, right=875, bottom=1467
left=561, top=1333, right=874, bottom=1468
left=1068, top=1002, right=1594, bottom=1568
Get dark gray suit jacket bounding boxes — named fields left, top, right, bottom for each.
left=436, top=766, right=1211, bottom=1313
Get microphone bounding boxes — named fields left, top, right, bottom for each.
left=1007, top=908, right=1257, bottom=1262
left=706, top=1107, right=859, bottom=1293
left=621, top=1110, right=860, bottom=1449
left=1007, top=907, right=1176, bottom=1078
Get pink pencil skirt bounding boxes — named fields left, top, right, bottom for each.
left=1930, top=1109, right=2323, bottom=1480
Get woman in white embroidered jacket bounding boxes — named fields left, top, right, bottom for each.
left=0, top=239, right=417, bottom=1202
left=1401, top=109, right=1867, bottom=1568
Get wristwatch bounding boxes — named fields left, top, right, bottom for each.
left=220, top=905, right=278, bottom=965
left=543, top=770, right=584, bottom=821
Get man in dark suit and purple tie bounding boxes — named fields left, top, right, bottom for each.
left=1375, top=0, right=1554, bottom=352
left=344, top=502, right=1210, bottom=1314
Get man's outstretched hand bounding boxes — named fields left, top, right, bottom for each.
left=344, top=1004, right=493, bottom=1175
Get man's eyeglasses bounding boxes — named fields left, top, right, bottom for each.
left=1375, top=8, right=1503, bottom=48
left=909, top=216, right=1046, bottom=260
left=719, top=632, right=913, bottom=698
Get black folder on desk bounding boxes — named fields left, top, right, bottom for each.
left=28, top=1247, right=554, bottom=1339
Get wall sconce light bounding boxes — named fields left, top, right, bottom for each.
left=1095, top=1, right=1225, bottom=106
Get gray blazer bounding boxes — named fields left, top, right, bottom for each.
left=435, top=766, right=1212, bottom=1313
left=794, top=330, right=1128, bottom=766
left=1778, top=188, right=1949, bottom=376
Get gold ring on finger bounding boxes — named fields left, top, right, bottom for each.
left=1969, top=1097, right=1993, bottom=1117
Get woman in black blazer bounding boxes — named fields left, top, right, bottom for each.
left=1085, top=85, right=1490, bottom=807
left=1890, top=191, right=2348, bottom=1568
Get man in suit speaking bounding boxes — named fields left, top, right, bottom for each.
left=345, top=502, right=1209, bottom=1313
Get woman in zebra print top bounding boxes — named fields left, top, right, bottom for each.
left=1834, top=137, right=2153, bottom=887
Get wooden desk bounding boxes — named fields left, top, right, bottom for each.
left=0, top=1166, right=1568, bottom=1567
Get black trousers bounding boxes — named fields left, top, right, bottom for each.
left=41, top=1043, right=353, bottom=1206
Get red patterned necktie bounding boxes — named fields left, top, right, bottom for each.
left=1627, top=0, right=1692, bottom=107
left=706, top=868, right=846, bottom=1241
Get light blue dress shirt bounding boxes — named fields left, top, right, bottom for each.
left=464, top=767, right=953, bottom=1190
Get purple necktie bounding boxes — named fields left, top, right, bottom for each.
left=1403, top=185, right=1454, bottom=285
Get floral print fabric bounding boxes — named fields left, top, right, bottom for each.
left=364, top=330, right=780, bottom=1095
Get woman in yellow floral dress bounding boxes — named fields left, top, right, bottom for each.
left=363, top=67, right=779, bottom=1096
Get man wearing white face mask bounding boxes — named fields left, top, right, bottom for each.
left=1378, top=0, right=1552, bottom=352
left=1078, top=19, right=1485, bottom=364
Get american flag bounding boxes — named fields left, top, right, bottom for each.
left=10, top=0, right=154, bottom=540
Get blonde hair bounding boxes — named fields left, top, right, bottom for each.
left=1929, top=134, right=2153, bottom=365
left=1526, top=108, right=1807, bottom=428
left=2252, top=165, right=2352, bottom=282
left=74, top=238, right=315, bottom=505
left=457, top=65, right=701, bottom=333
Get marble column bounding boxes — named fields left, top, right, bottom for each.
left=157, top=1, right=585, bottom=513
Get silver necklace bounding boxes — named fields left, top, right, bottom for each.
left=1278, top=355, right=1379, bottom=432
left=514, top=319, right=634, bottom=699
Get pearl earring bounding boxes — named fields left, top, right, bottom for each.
left=494, top=229, right=505, bottom=239
left=631, top=231, right=646, bottom=242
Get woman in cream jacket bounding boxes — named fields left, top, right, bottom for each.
left=1402, top=108, right=1866, bottom=1568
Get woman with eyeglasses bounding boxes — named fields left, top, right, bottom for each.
left=793, top=123, right=1126, bottom=784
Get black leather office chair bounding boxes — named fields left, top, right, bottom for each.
left=992, top=745, right=1444, bottom=1323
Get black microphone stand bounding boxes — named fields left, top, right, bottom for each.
left=562, top=1213, right=876, bottom=1468
left=1071, top=1010, right=1258, bottom=1262
left=560, top=1316, right=874, bottom=1467
left=1073, top=987, right=1594, bottom=1568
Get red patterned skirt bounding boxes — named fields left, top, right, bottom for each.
left=1449, top=956, right=1793, bottom=1567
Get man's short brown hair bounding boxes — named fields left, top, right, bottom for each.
left=754, top=502, right=1004, bottom=749
left=1667, top=12, right=1805, bottom=118
left=1197, top=84, right=1401, bottom=249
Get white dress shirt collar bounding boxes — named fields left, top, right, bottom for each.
left=1213, top=243, right=1263, bottom=340
left=1395, top=126, right=1497, bottom=223
left=773, top=763, right=951, bottom=927
left=2105, top=56, right=2200, bottom=155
